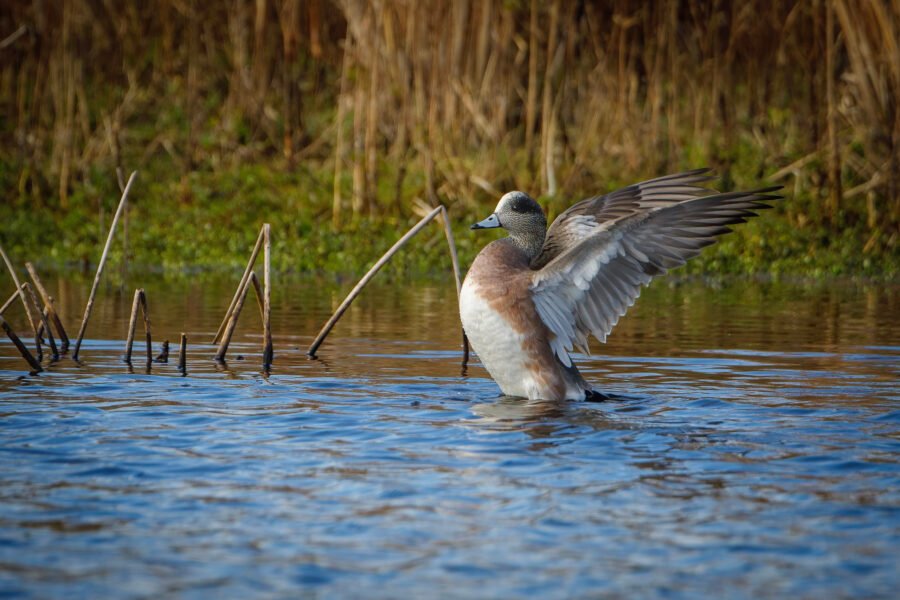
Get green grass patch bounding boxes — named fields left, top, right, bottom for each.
left=1, top=156, right=896, bottom=281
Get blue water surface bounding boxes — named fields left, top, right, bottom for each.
left=1, top=276, right=898, bottom=598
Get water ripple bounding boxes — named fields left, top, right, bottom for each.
left=0, top=277, right=898, bottom=598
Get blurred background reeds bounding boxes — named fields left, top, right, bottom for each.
left=0, top=0, right=897, bottom=276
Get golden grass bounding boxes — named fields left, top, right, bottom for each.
left=1, top=0, right=897, bottom=239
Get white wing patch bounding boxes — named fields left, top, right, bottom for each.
left=531, top=234, right=628, bottom=367
left=564, top=214, right=601, bottom=238
left=529, top=186, right=779, bottom=366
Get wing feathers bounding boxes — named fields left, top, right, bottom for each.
left=530, top=183, right=782, bottom=365
left=532, top=169, right=726, bottom=269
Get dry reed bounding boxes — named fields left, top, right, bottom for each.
left=23, top=282, right=57, bottom=361
left=178, top=333, right=187, bottom=374
left=262, top=223, right=272, bottom=369
left=123, top=288, right=151, bottom=368
left=2, top=2, right=897, bottom=246
left=212, top=225, right=266, bottom=345
left=214, top=225, right=272, bottom=367
left=25, top=262, right=70, bottom=351
left=308, top=204, right=467, bottom=358
left=0, top=315, right=42, bottom=373
left=0, top=286, right=22, bottom=315
left=0, top=244, right=40, bottom=337
left=154, top=340, right=169, bottom=363
left=72, top=171, right=137, bottom=360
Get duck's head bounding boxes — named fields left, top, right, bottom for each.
left=471, top=191, right=547, bottom=259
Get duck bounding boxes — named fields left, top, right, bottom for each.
left=459, top=169, right=782, bottom=401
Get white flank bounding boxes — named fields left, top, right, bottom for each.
left=460, top=280, right=535, bottom=399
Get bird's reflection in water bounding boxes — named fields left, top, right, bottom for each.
left=469, top=393, right=641, bottom=435
left=471, top=396, right=569, bottom=429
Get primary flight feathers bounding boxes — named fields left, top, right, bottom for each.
left=529, top=170, right=782, bottom=367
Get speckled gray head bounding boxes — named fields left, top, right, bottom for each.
left=471, top=191, right=548, bottom=260
left=470, top=191, right=546, bottom=232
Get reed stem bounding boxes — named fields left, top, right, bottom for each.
left=124, top=288, right=141, bottom=363
left=0, top=244, right=39, bottom=336
left=214, top=270, right=253, bottom=362
left=0, top=315, right=42, bottom=373
left=212, top=225, right=265, bottom=344
left=24, top=282, right=58, bottom=361
left=825, top=0, right=843, bottom=221
left=141, top=291, right=152, bottom=369
left=154, top=340, right=169, bottom=363
left=25, top=262, right=70, bottom=352
left=308, top=205, right=443, bottom=357
left=124, top=288, right=151, bottom=366
left=249, top=271, right=265, bottom=320
left=439, top=206, right=469, bottom=364
left=0, top=285, right=24, bottom=315
left=262, top=223, right=273, bottom=369
left=72, top=170, right=138, bottom=360
left=178, top=333, right=187, bottom=374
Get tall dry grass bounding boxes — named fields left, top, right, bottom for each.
left=1, top=0, right=897, bottom=242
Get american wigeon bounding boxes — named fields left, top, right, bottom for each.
left=460, top=169, right=782, bottom=401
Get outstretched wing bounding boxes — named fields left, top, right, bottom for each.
left=530, top=187, right=782, bottom=367
left=531, top=169, right=717, bottom=269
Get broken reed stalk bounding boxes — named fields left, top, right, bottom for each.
left=124, top=288, right=151, bottom=367
left=0, top=283, right=40, bottom=361
left=0, top=243, right=40, bottom=336
left=439, top=206, right=470, bottom=365
left=178, top=333, right=187, bottom=374
left=309, top=205, right=451, bottom=358
left=0, top=315, right=42, bottom=373
left=249, top=271, right=265, bottom=320
left=0, top=285, right=24, bottom=315
left=214, top=269, right=254, bottom=362
left=140, top=292, right=152, bottom=368
left=263, top=223, right=272, bottom=369
left=23, top=283, right=58, bottom=361
left=825, top=0, right=842, bottom=221
left=124, top=289, right=141, bottom=362
left=0, top=24, right=27, bottom=50
left=72, top=170, right=138, bottom=361
left=154, top=340, right=169, bottom=363
left=213, top=224, right=272, bottom=367
left=25, top=262, right=70, bottom=352
left=212, top=225, right=265, bottom=345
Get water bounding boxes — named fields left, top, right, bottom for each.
left=1, top=274, right=898, bottom=598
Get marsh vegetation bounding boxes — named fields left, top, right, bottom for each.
left=0, top=1, right=897, bottom=276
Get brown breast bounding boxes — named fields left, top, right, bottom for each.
left=465, top=239, right=567, bottom=399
